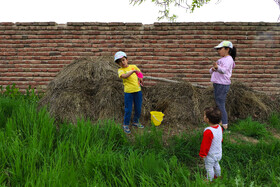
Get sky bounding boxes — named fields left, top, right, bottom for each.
left=0, top=0, right=279, bottom=24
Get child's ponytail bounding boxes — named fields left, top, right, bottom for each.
left=229, top=47, right=237, bottom=61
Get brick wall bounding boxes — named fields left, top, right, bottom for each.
left=0, top=22, right=279, bottom=95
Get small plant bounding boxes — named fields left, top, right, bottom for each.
left=25, top=85, right=41, bottom=101
left=0, top=84, right=42, bottom=102
left=1, top=84, right=21, bottom=98
left=231, top=117, right=269, bottom=139
left=269, top=112, right=280, bottom=130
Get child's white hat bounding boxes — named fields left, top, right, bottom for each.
left=214, top=41, right=233, bottom=49
left=114, top=51, right=127, bottom=62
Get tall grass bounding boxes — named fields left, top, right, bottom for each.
left=1, top=85, right=280, bottom=186
left=269, top=112, right=280, bottom=130
left=230, top=117, right=270, bottom=139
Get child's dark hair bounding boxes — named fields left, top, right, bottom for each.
left=115, top=57, right=127, bottom=64
left=228, top=46, right=237, bottom=61
left=204, top=107, right=222, bottom=124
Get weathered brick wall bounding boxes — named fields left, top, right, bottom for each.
left=0, top=22, right=279, bottom=94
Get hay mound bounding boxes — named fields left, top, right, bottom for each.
left=38, top=57, right=124, bottom=124
left=39, top=57, right=279, bottom=133
left=227, top=82, right=274, bottom=121
left=142, top=82, right=201, bottom=130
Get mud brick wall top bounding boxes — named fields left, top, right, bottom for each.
left=0, top=22, right=279, bottom=95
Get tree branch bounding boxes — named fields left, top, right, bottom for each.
left=130, top=0, right=279, bottom=22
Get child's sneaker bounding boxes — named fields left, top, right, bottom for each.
left=123, top=125, right=131, bottom=134
left=132, top=123, right=144, bottom=128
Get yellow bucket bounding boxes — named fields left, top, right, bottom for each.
left=150, top=111, right=164, bottom=126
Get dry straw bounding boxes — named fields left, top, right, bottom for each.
left=38, top=57, right=280, bottom=134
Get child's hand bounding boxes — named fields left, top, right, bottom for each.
left=139, top=78, right=144, bottom=86
left=212, top=62, right=218, bottom=70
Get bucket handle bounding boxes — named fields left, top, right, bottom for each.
left=152, top=114, right=162, bottom=122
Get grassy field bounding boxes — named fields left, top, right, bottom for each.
left=1, top=85, right=280, bottom=186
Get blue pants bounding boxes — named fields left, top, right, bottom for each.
left=124, top=91, right=142, bottom=126
left=213, top=83, right=230, bottom=124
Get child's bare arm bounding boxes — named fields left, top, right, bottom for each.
left=120, top=70, right=136, bottom=78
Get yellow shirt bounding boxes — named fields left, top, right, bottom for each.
left=118, top=65, right=141, bottom=93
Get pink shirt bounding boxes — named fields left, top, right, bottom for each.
left=210, top=55, right=235, bottom=85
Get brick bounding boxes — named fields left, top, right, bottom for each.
left=0, top=22, right=279, bottom=94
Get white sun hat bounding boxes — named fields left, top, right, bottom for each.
left=114, top=51, right=127, bottom=62
left=214, top=41, right=233, bottom=49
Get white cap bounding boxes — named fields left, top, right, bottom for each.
left=214, top=41, right=233, bottom=49
left=114, top=51, right=127, bottom=62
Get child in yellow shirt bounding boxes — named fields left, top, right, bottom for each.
left=114, top=51, right=144, bottom=134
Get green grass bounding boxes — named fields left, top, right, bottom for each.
left=269, top=112, right=280, bottom=130
left=1, top=85, right=280, bottom=186
left=230, top=117, right=270, bottom=139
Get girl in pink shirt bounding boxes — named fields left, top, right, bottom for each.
left=210, top=41, right=237, bottom=131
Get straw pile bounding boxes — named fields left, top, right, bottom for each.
left=38, top=57, right=124, bottom=124
left=38, top=57, right=280, bottom=132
